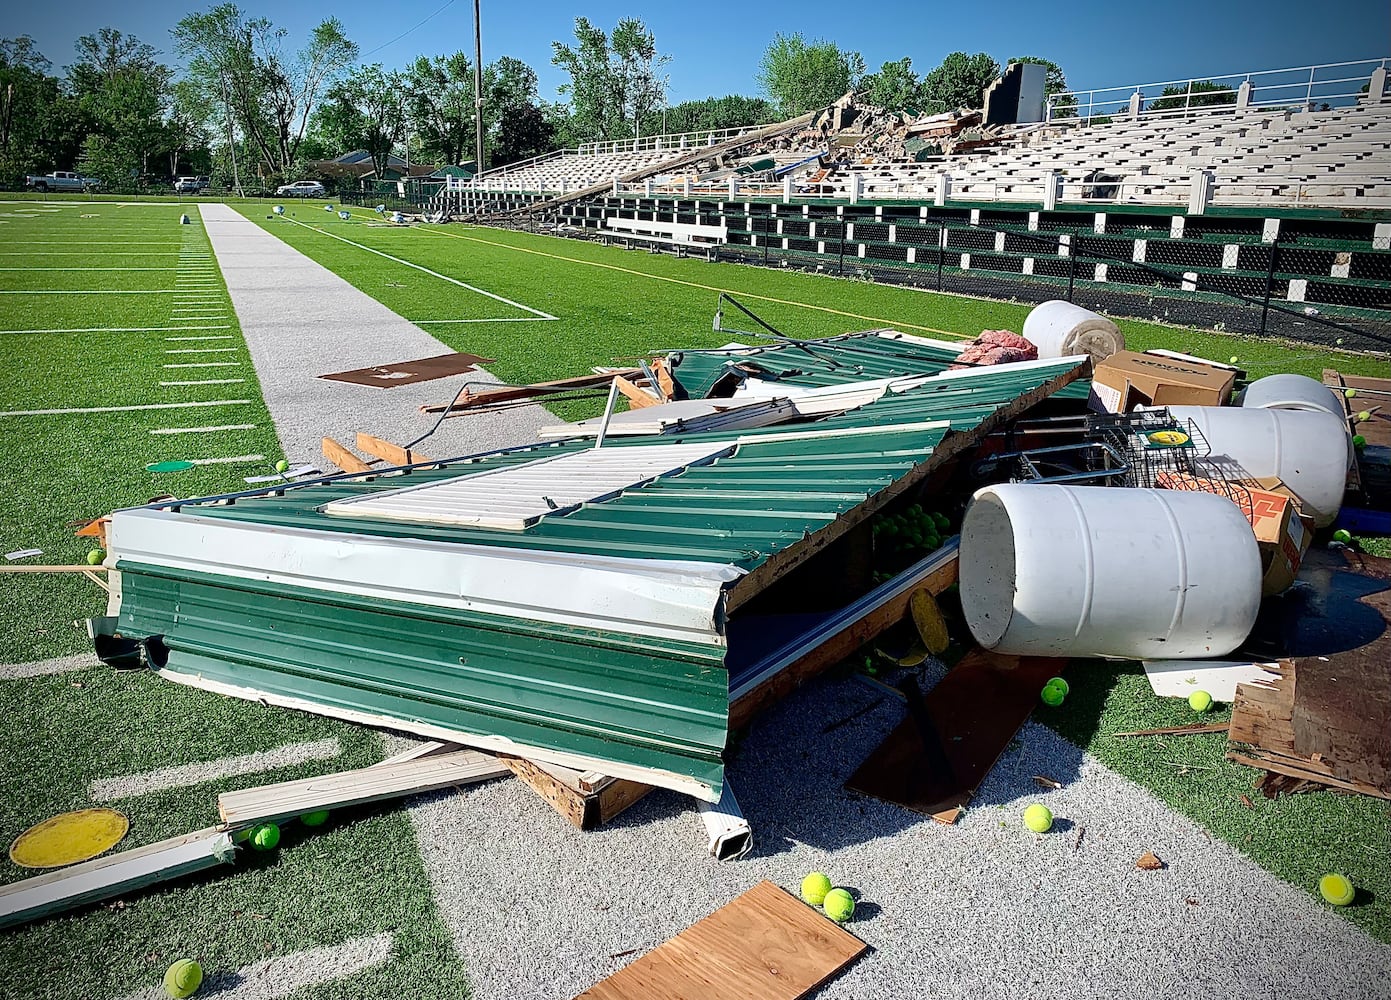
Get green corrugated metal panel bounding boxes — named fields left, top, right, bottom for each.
left=118, top=562, right=730, bottom=794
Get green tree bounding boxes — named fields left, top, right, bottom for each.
left=404, top=52, right=474, bottom=166
left=551, top=17, right=669, bottom=141
left=638, top=94, right=777, bottom=136
left=862, top=57, right=922, bottom=112
left=1148, top=81, right=1235, bottom=112
left=756, top=33, right=864, bottom=117
left=67, top=27, right=160, bottom=97
left=323, top=64, right=406, bottom=179
left=920, top=51, right=1000, bottom=112
left=485, top=56, right=553, bottom=165
left=0, top=36, right=65, bottom=181
left=65, top=29, right=171, bottom=184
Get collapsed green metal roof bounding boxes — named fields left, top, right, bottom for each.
left=109, top=335, right=1088, bottom=800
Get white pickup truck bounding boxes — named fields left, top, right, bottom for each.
left=24, top=171, right=101, bottom=192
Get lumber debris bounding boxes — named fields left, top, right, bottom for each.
left=355, top=432, right=434, bottom=468
left=501, top=756, right=653, bottom=831
left=612, top=375, right=659, bottom=409
left=420, top=369, right=642, bottom=414
left=574, top=880, right=865, bottom=1000
left=320, top=436, right=371, bottom=474
left=0, top=564, right=110, bottom=573
left=1116, top=723, right=1231, bottom=737
left=0, top=827, right=234, bottom=931
left=218, top=749, right=510, bottom=827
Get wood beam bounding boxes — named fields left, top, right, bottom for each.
left=321, top=437, right=371, bottom=474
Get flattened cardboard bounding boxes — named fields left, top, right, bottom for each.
left=319, top=352, right=494, bottom=388
left=1089, top=350, right=1235, bottom=413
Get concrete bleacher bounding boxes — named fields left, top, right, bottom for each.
left=462, top=148, right=683, bottom=195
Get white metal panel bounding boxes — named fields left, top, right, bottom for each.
left=536, top=397, right=798, bottom=440
left=323, top=442, right=735, bottom=529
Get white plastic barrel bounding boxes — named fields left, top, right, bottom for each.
left=1021, top=300, right=1125, bottom=364
left=1164, top=405, right=1348, bottom=526
left=960, top=484, right=1261, bottom=660
left=1240, top=373, right=1345, bottom=420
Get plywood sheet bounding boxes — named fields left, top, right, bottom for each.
left=319, top=352, right=493, bottom=387
left=575, top=881, right=865, bottom=1000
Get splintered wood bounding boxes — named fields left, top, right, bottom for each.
left=574, top=881, right=865, bottom=1000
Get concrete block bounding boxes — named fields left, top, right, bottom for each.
left=888, top=224, right=897, bottom=243
left=1171, top=216, right=1185, bottom=239
left=907, top=246, right=917, bottom=263
left=1182, top=271, right=1198, bottom=292
left=1222, top=244, right=1239, bottom=269
left=1374, top=223, right=1391, bottom=251
left=1058, top=233, right=1071, bottom=257
left=1094, top=263, right=1108, bottom=282
left=858, top=243, right=866, bottom=258
left=1331, top=252, right=1350, bottom=279
left=1028, top=211, right=1040, bottom=231
left=961, top=253, right=971, bottom=269
left=1023, top=257, right=1034, bottom=274
left=1262, top=218, right=1280, bottom=243
left=1287, top=278, right=1307, bottom=302
left=1095, top=212, right=1107, bottom=234
left=1133, top=240, right=1147, bottom=263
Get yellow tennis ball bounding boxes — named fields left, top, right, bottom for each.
left=1344, top=388, right=1357, bottom=398
left=86, top=548, right=105, bottom=565
left=800, top=871, right=832, bottom=906
left=1189, top=690, right=1213, bottom=713
left=1046, top=677, right=1069, bottom=697
left=163, top=959, right=202, bottom=998
left=1040, top=684, right=1065, bottom=707
left=822, top=888, right=855, bottom=922
left=1023, top=803, right=1053, bottom=833
left=249, top=822, right=280, bottom=851
left=300, top=809, right=330, bottom=827
left=275, top=459, right=290, bottom=473
left=1357, top=411, right=1371, bottom=423
left=1319, top=873, right=1354, bottom=906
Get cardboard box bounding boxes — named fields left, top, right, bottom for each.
left=1154, top=472, right=1314, bottom=595
left=1089, top=351, right=1236, bottom=413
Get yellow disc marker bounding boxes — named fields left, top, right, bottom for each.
left=1147, top=430, right=1190, bottom=447
left=909, top=589, right=951, bottom=656
left=9, top=809, right=129, bottom=868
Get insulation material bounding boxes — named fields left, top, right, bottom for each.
left=1023, top=300, right=1125, bottom=364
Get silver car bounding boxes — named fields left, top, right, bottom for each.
left=275, top=180, right=326, bottom=197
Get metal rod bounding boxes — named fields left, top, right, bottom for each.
left=472, top=0, right=485, bottom=172
left=592, top=377, right=622, bottom=449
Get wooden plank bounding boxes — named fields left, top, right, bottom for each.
left=0, top=826, right=233, bottom=930
left=321, top=436, right=371, bottom=474
left=1227, top=751, right=1389, bottom=799
left=501, top=756, right=654, bottom=830
left=1115, top=723, right=1231, bottom=737
left=420, top=370, right=641, bottom=414
left=217, top=749, right=509, bottom=826
left=846, top=651, right=1064, bottom=822
left=355, top=432, right=433, bottom=468
left=613, top=376, right=660, bottom=409
left=372, top=740, right=460, bottom=767
left=574, top=880, right=864, bottom=1000
left=0, top=565, right=110, bottom=573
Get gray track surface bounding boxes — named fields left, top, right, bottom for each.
left=405, top=667, right=1391, bottom=1000
left=199, top=204, right=551, bottom=465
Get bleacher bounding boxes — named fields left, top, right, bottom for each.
left=464, top=149, right=686, bottom=195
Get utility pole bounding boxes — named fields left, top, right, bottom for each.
left=472, top=0, right=485, bottom=171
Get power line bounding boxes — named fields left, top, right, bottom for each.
left=359, top=0, right=460, bottom=59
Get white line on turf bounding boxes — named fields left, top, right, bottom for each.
left=410, top=317, right=556, bottom=324
left=90, top=737, right=340, bottom=802
left=0, top=655, right=97, bottom=681
left=117, top=932, right=393, bottom=1000
left=0, top=399, right=250, bottom=417
left=190, top=454, right=264, bottom=465
left=163, top=362, right=242, bottom=368
left=0, top=289, right=180, bottom=295
left=165, top=348, right=238, bottom=354
left=1, top=326, right=231, bottom=334
left=166, top=335, right=235, bottom=340
left=150, top=424, right=256, bottom=434
left=0, top=266, right=179, bottom=271
left=278, top=216, right=557, bottom=320
left=161, top=379, right=246, bottom=386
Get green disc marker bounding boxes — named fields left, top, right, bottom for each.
left=146, top=460, right=196, bottom=473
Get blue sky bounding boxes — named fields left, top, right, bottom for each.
left=7, top=0, right=1388, bottom=104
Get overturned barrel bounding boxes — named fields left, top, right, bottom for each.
left=1022, top=300, right=1125, bottom=364
left=960, top=484, right=1261, bottom=660
left=1164, top=405, right=1349, bottom=526
left=1240, top=373, right=1346, bottom=420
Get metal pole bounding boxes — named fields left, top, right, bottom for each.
left=473, top=0, right=485, bottom=172
left=838, top=220, right=846, bottom=276
left=1259, top=238, right=1278, bottom=335
left=1067, top=243, right=1077, bottom=301
left=593, top=377, right=622, bottom=449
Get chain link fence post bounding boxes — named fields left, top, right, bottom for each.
left=1259, top=237, right=1280, bottom=337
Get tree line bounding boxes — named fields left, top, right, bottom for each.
left=0, top=12, right=1077, bottom=193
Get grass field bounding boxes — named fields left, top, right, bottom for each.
left=1, top=197, right=1388, bottom=999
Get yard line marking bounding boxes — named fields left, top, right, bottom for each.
left=0, top=250, right=184, bottom=256
left=0, top=289, right=180, bottom=295
left=410, top=316, right=556, bottom=324
left=1, top=325, right=231, bottom=334
left=0, top=266, right=179, bottom=271
left=165, top=347, right=238, bottom=354
left=0, top=399, right=250, bottom=417
left=0, top=654, right=97, bottom=681
left=189, top=453, right=265, bottom=465
left=90, top=737, right=341, bottom=802
left=161, top=378, right=246, bottom=386
left=118, top=932, right=393, bottom=1000
left=166, top=335, right=235, bottom=341
left=279, top=216, right=557, bottom=320
left=163, top=361, right=242, bottom=368
left=414, top=222, right=975, bottom=341
left=151, top=423, right=256, bottom=434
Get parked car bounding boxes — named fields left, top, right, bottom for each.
left=275, top=180, right=326, bottom=197
left=24, top=171, right=101, bottom=193
left=173, top=176, right=210, bottom=193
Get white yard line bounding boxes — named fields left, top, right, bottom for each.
left=165, top=348, right=239, bottom=354
left=411, top=316, right=557, bottom=324
left=0, top=654, right=97, bottom=681
left=118, top=932, right=393, bottom=1000
left=150, top=424, right=257, bottom=435
left=163, top=362, right=242, bottom=368
left=91, top=737, right=340, bottom=802
left=1, top=326, right=231, bottom=334
left=278, top=215, right=557, bottom=320
left=0, top=399, right=250, bottom=417
left=0, top=266, right=178, bottom=271
left=190, top=453, right=264, bottom=465
left=166, top=335, right=235, bottom=341
left=161, top=379, right=246, bottom=386
left=0, top=289, right=179, bottom=295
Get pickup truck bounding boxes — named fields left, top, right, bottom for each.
left=174, top=176, right=210, bottom=193
left=25, top=171, right=101, bottom=192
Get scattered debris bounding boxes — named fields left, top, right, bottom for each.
left=1136, top=851, right=1165, bottom=871
left=4, top=549, right=42, bottom=561
left=319, top=351, right=493, bottom=388
left=1115, top=723, right=1231, bottom=737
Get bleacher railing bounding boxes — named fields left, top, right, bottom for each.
left=1047, top=57, right=1390, bottom=123
left=576, top=123, right=781, bottom=157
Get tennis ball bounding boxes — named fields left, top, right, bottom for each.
left=1189, top=690, right=1214, bottom=713
left=1319, top=873, right=1355, bottom=906
left=1023, top=803, right=1053, bottom=833
left=1045, top=677, right=1069, bottom=697
left=1332, top=529, right=1352, bottom=544
left=1344, top=388, right=1357, bottom=399
left=249, top=822, right=280, bottom=851
left=275, top=459, right=290, bottom=473
left=1353, top=434, right=1366, bottom=450
left=163, top=959, right=202, bottom=998
left=300, top=809, right=330, bottom=827
left=1040, top=684, right=1065, bottom=707
left=86, top=548, right=105, bottom=565
left=1228, top=356, right=1238, bottom=365
left=800, top=871, right=832, bottom=906
left=822, top=888, right=855, bottom=922
left=1357, top=411, right=1371, bottom=423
